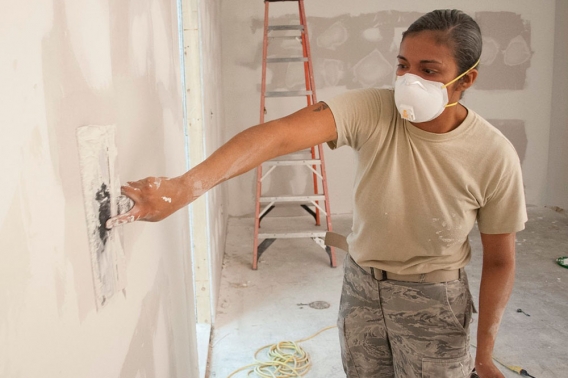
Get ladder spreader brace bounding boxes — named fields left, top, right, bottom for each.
left=252, top=0, right=336, bottom=270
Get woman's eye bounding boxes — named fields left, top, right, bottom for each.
left=423, top=69, right=436, bottom=75
left=397, top=64, right=407, bottom=69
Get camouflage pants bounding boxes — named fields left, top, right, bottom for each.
left=338, top=254, right=474, bottom=378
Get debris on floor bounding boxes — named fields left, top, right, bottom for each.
left=516, top=308, right=530, bottom=317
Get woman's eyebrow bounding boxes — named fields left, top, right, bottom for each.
left=396, top=55, right=443, bottom=65
left=420, top=59, right=443, bottom=65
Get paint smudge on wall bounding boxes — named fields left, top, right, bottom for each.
left=503, top=35, right=532, bottom=66
left=248, top=11, right=423, bottom=91
left=475, top=12, right=532, bottom=90
left=488, top=119, right=528, bottom=164
left=119, top=263, right=175, bottom=378
left=248, top=11, right=532, bottom=92
left=352, top=49, right=393, bottom=87
left=317, top=21, right=349, bottom=50
left=362, top=27, right=382, bottom=43
left=480, top=36, right=500, bottom=66
left=321, top=59, right=344, bottom=86
left=63, top=0, right=112, bottom=89
left=76, top=125, right=127, bottom=309
left=285, top=61, right=306, bottom=88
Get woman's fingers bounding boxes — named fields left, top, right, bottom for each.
left=106, top=209, right=140, bottom=229
left=106, top=189, right=142, bottom=229
left=106, top=176, right=177, bottom=227
left=121, top=184, right=142, bottom=202
left=126, top=180, right=146, bottom=190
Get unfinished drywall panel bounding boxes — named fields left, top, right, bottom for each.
left=546, top=0, right=568, bottom=210
left=0, top=0, right=198, bottom=377
left=476, top=12, right=532, bottom=90
left=221, top=0, right=557, bottom=217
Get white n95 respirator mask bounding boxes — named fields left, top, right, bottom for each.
left=394, top=60, right=479, bottom=123
left=394, top=74, right=450, bottom=123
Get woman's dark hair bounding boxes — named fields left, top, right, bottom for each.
left=402, top=9, right=482, bottom=76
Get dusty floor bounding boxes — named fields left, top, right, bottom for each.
left=208, top=206, right=567, bottom=377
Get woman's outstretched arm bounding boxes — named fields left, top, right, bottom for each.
left=106, top=102, right=336, bottom=228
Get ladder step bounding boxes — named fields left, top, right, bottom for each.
left=268, top=36, right=301, bottom=40
left=260, top=195, right=326, bottom=202
left=258, top=231, right=326, bottom=239
left=266, top=57, right=308, bottom=63
left=268, top=25, right=304, bottom=31
left=265, top=90, right=312, bottom=98
left=265, top=159, right=321, bottom=166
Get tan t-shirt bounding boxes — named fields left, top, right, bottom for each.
left=326, top=88, right=527, bottom=274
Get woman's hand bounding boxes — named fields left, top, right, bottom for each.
left=105, top=176, right=188, bottom=229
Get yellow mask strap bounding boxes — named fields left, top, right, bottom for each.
left=445, top=101, right=459, bottom=108
left=442, top=59, right=480, bottom=89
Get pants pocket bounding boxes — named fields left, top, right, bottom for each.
left=339, top=315, right=397, bottom=378
left=445, top=279, right=473, bottom=333
left=422, top=354, right=472, bottom=378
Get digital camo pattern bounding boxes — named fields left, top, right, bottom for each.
left=338, top=255, right=474, bottom=378
left=338, top=255, right=395, bottom=377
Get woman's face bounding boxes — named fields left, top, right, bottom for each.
left=396, top=30, right=460, bottom=85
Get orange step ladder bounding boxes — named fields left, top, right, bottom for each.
left=252, top=0, right=336, bottom=270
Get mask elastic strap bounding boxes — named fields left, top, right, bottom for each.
left=442, top=59, right=480, bottom=108
left=442, top=59, right=480, bottom=89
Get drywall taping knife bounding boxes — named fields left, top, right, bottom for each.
left=115, top=195, right=134, bottom=223
left=76, top=125, right=133, bottom=308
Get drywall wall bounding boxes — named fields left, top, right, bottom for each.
left=198, top=0, right=228, bottom=320
left=546, top=0, right=568, bottom=210
left=183, top=0, right=228, bottom=325
left=220, top=0, right=561, bottom=217
left=0, top=0, right=198, bottom=377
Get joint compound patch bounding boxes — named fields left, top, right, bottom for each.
left=77, top=125, right=127, bottom=310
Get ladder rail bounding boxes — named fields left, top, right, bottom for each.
left=298, top=0, right=335, bottom=265
left=299, top=0, right=317, bottom=104
left=253, top=0, right=335, bottom=269
left=297, top=0, right=322, bottom=226
left=253, top=1, right=271, bottom=270
left=318, top=141, right=335, bottom=266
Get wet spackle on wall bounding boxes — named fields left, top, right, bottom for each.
left=76, top=125, right=127, bottom=309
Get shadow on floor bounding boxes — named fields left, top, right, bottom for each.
left=209, top=206, right=567, bottom=378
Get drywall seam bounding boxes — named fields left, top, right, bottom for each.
left=182, top=0, right=213, bottom=325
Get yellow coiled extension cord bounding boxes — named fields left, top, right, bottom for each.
left=227, top=325, right=337, bottom=378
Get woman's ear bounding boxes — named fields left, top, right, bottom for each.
left=460, top=69, right=478, bottom=90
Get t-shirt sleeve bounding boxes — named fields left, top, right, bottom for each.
left=324, top=89, right=384, bottom=151
left=477, top=148, right=528, bottom=234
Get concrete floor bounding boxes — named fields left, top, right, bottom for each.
left=208, top=206, right=567, bottom=377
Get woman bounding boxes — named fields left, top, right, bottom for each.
left=108, top=10, right=526, bottom=378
